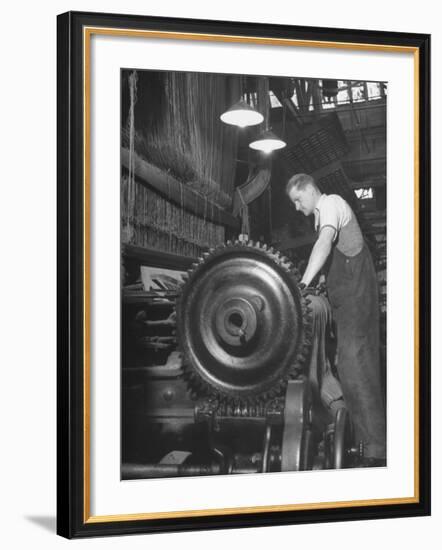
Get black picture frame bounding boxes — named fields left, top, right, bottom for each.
left=57, top=10, right=431, bottom=539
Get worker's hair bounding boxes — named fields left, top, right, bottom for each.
left=285, top=173, right=318, bottom=195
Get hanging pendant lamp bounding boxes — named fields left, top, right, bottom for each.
left=249, top=129, right=286, bottom=154
left=220, top=99, right=264, bottom=128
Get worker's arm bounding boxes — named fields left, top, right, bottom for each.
left=300, top=226, right=336, bottom=287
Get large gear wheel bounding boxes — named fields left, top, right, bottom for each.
left=176, top=240, right=312, bottom=405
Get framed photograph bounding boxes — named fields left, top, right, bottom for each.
left=57, top=10, right=431, bottom=538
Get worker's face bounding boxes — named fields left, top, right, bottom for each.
left=288, top=185, right=316, bottom=216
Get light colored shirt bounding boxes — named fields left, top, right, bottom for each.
left=314, top=194, right=364, bottom=257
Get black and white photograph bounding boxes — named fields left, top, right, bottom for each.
left=120, top=70, right=388, bottom=480
left=53, top=7, right=430, bottom=541
left=0, top=0, right=435, bottom=545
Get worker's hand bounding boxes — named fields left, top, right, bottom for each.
left=298, top=282, right=315, bottom=297
left=299, top=281, right=326, bottom=297
left=315, top=281, right=327, bottom=296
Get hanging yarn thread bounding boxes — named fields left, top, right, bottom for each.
left=126, top=70, right=138, bottom=243
left=121, top=176, right=224, bottom=256
left=121, top=70, right=235, bottom=256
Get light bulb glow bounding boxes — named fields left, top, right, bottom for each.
left=249, top=137, right=286, bottom=153
left=220, top=109, right=264, bottom=127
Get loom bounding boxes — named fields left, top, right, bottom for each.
left=122, top=240, right=362, bottom=479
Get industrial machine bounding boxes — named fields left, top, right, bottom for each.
left=122, top=240, right=360, bottom=479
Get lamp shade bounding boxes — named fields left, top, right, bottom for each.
left=249, top=130, right=287, bottom=153
left=220, top=99, right=264, bottom=127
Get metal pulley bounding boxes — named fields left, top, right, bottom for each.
left=281, top=378, right=314, bottom=471
left=176, top=240, right=312, bottom=405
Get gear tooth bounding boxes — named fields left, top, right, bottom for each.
left=303, top=319, right=312, bottom=332
left=255, top=241, right=261, bottom=248
left=191, top=262, right=199, bottom=270
left=248, top=240, right=254, bottom=247
left=269, top=246, right=274, bottom=254
left=262, top=243, right=268, bottom=250
left=202, top=252, right=210, bottom=259
left=227, top=240, right=232, bottom=246
left=209, top=247, right=215, bottom=253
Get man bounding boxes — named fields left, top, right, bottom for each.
left=286, top=173, right=386, bottom=467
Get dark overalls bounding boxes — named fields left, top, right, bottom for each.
left=326, top=243, right=386, bottom=460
